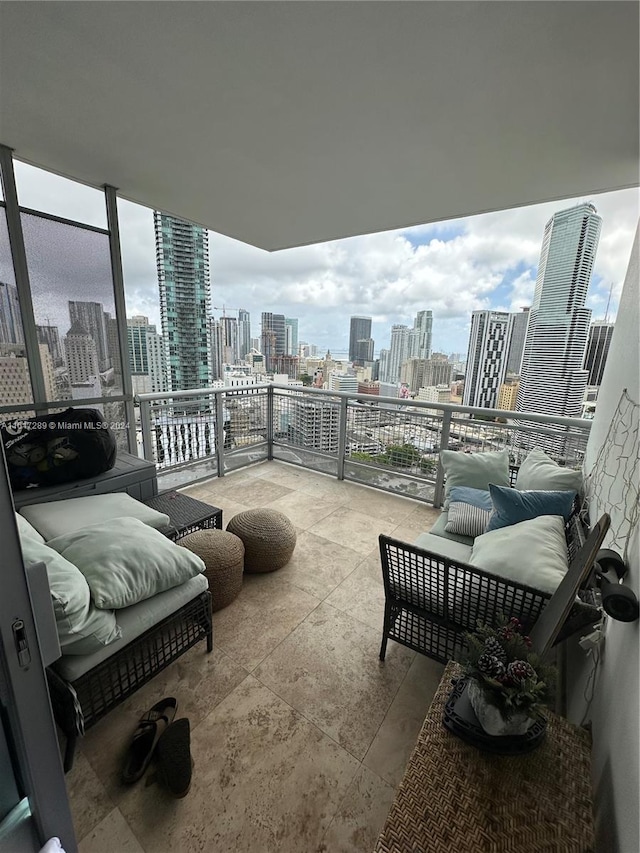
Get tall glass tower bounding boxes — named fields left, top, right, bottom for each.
left=516, top=203, right=601, bottom=427
left=349, top=316, right=372, bottom=362
left=154, top=213, right=211, bottom=391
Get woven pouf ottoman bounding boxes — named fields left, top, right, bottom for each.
left=226, top=509, right=296, bottom=573
left=180, top=529, right=244, bottom=611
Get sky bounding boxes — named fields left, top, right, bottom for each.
left=8, top=161, right=639, bottom=358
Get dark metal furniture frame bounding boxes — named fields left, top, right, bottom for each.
left=47, top=493, right=221, bottom=772
left=379, top=473, right=605, bottom=665
left=144, top=490, right=223, bottom=540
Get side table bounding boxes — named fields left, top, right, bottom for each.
left=144, top=490, right=223, bottom=541
left=375, top=661, right=594, bottom=853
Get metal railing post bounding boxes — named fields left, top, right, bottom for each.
left=337, top=396, right=348, bottom=481
left=139, top=399, right=154, bottom=462
left=433, top=409, right=452, bottom=508
left=214, top=390, right=226, bottom=477
left=267, top=385, right=274, bottom=460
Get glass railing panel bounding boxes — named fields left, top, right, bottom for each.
left=344, top=460, right=435, bottom=503
left=224, top=443, right=268, bottom=472
left=272, top=443, right=339, bottom=477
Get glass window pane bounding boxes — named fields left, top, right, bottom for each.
left=0, top=205, right=34, bottom=420
left=21, top=211, right=124, bottom=402
left=14, top=161, right=108, bottom=229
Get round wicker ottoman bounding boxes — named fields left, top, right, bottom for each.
left=226, top=509, right=296, bottom=573
left=180, top=529, right=244, bottom=611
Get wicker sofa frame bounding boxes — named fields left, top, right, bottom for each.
left=379, top=470, right=605, bottom=665
left=48, top=589, right=212, bottom=772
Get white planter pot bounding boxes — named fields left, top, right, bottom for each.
left=467, top=678, right=533, bottom=737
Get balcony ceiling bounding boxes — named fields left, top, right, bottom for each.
left=0, top=2, right=638, bottom=251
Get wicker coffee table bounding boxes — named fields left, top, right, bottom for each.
left=144, top=490, right=222, bottom=541
left=375, top=661, right=595, bottom=853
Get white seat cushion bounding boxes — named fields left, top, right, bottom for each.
left=20, top=493, right=170, bottom=542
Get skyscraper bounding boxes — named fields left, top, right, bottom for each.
left=68, top=301, right=110, bottom=371
left=64, top=321, right=100, bottom=384
left=463, top=311, right=511, bottom=408
left=0, top=281, right=24, bottom=346
left=584, top=322, right=614, bottom=386
left=154, top=212, right=211, bottom=391
left=516, top=203, right=601, bottom=423
left=208, top=318, right=224, bottom=382
left=238, top=309, right=251, bottom=360
left=285, top=318, right=299, bottom=356
left=349, top=316, right=372, bottom=363
left=221, top=316, right=239, bottom=364
left=505, top=307, right=530, bottom=375
left=383, top=325, right=409, bottom=384
left=36, top=323, right=63, bottom=367
left=408, top=310, right=433, bottom=360
left=261, top=312, right=286, bottom=371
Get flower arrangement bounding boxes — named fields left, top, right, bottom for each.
left=459, top=616, right=556, bottom=720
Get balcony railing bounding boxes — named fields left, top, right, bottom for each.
left=136, top=384, right=592, bottom=506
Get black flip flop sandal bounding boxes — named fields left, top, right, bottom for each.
left=122, top=697, right=178, bottom=784
left=156, top=718, right=192, bottom=798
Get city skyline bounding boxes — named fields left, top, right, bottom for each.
left=6, top=161, right=638, bottom=358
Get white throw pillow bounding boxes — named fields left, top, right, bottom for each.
left=469, top=515, right=568, bottom=594
left=15, top=512, right=45, bottom=544
left=47, top=517, right=206, bottom=610
left=20, top=493, right=170, bottom=542
left=20, top=538, right=121, bottom=653
left=515, top=449, right=583, bottom=493
left=440, top=449, right=510, bottom=509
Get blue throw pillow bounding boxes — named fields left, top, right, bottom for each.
left=448, top=486, right=493, bottom=512
left=486, top=484, right=576, bottom=532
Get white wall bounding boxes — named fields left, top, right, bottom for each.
left=569, top=223, right=639, bottom=853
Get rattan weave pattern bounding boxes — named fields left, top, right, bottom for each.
left=375, top=662, right=594, bottom=853
left=144, top=490, right=222, bottom=540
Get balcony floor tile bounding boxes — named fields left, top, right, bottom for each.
left=76, top=461, right=443, bottom=853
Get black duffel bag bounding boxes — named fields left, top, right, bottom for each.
left=0, top=407, right=117, bottom=490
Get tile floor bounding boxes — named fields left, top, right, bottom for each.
left=69, top=461, right=444, bottom=853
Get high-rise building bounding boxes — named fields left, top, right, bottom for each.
left=261, top=312, right=286, bottom=371
left=221, top=316, right=239, bottom=364
left=208, top=318, right=224, bottom=382
left=64, top=321, right=100, bottom=384
left=516, top=203, right=601, bottom=424
left=154, top=212, right=211, bottom=391
left=35, top=323, right=63, bottom=367
left=463, top=311, right=511, bottom=408
left=349, top=316, right=372, bottom=363
left=353, top=338, right=374, bottom=365
left=0, top=281, right=24, bottom=346
left=290, top=399, right=339, bottom=453
left=584, top=322, right=614, bottom=386
left=127, top=323, right=149, bottom=375
left=408, top=310, right=433, bottom=360
left=238, top=309, right=251, bottom=360
left=0, top=344, right=55, bottom=418
left=505, top=307, right=530, bottom=375
left=497, top=378, right=520, bottom=411
left=382, top=325, right=409, bottom=383
left=146, top=326, right=167, bottom=393
left=69, top=301, right=110, bottom=371
left=126, top=316, right=166, bottom=394
left=285, top=318, right=299, bottom=356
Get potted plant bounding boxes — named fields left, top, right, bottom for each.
left=458, top=616, right=556, bottom=737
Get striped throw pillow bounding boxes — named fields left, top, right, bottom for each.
left=445, top=501, right=491, bottom=538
